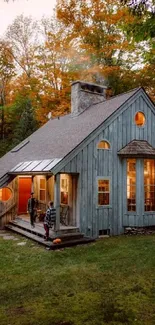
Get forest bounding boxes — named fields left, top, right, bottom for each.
left=0, top=0, right=154, bottom=157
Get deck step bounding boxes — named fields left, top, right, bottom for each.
left=5, top=224, right=95, bottom=249
left=6, top=224, right=51, bottom=247
left=8, top=220, right=84, bottom=241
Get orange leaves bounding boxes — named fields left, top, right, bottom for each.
left=0, top=0, right=154, bottom=143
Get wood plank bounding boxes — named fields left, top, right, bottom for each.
left=92, top=137, right=98, bottom=237
left=82, top=146, right=88, bottom=235
left=117, top=113, right=123, bottom=234
left=139, top=95, right=144, bottom=140
left=54, top=174, right=60, bottom=231
left=123, top=214, right=129, bottom=227
left=135, top=98, right=140, bottom=139
left=147, top=103, right=152, bottom=144
left=122, top=159, right=127, bottom=227
left=103, top=209, right=108, bottom=229
left=112, top=118, right=118, bottom=235
left=87, top=142, right=93, bottom=235
left=131, top=101, right=136, bottom=140
left=137, top=159, right=144, bottom=227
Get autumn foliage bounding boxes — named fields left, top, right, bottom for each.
left=0, top=0, right=154, bottom=156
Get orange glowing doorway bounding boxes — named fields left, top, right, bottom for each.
left=18, top=177, right=32, bottom=214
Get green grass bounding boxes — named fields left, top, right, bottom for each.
left=0, top=234, right=155, bottom=325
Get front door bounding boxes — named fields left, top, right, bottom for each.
left=18, top=177, right=32, bottom=214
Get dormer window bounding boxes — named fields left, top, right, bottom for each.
left=97, top=140, right=110, bottom=149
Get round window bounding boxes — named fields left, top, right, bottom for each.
left=0, top=187, right=12, bottom=201
left=135, top=112, right=145, bottom=127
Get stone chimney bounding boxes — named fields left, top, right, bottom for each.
left=71, top=80, right=107, bottom=116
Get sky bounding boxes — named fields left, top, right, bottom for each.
left=0, top=0, right=56, bottom=36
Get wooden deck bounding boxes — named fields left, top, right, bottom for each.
left=15, top=215, right=79, bottom=234
left=5, top=216, right=95, bottom=249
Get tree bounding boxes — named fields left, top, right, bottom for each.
left=0, top=40, right=16, bottom=140
left=5, top=15, right=45, bottom=122
left=6, top=15, right=39, bottom=80
left=12, top=97, right=38, bottom=146
left=35, top=17, right=81, bottom=122
left=56, top=0, right=141, bottom=91
left=120, top=0, right=155, bottom=100
left=120, top=0, right=155, bottom=41
left=121, top=0, right=155, bottom=15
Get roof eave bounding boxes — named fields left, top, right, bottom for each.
left=118, top=153, right=155, bottom=158
left=8, top=171, right=53, bottom=176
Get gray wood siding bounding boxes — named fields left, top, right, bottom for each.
left=60, top=93, right=155, bottom=237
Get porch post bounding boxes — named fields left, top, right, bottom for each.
left=54, top=173, right=60, bottom=231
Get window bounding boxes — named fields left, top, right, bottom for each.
left=0, top=187, right=12, bottom=201
left=97, top=140, right=110, bottom=149
left=144, top=160, right=155, bottom=211
left=60, top=175, right=69, bottom=205
left=99, top=229, right=110, bottom=236
left=135, top=112, right=145, bottom=127
left=97, top=178, right=110, bottom=206
left=39, top=178, right=46, bottom=201
left=127, top=159, right=136, bottom=211
left=11, top=140, right=29, bottom=152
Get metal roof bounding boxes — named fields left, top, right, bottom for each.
left=9, top=158, right=62, bottom=174
left=0, top=174, right=11, bottom=188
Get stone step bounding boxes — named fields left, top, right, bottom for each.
left=5, top=224, right=95, bottom=250
left=8, top=220, right=84, bottom=241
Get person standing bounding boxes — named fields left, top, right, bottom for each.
left=27, top=192, right=37, bottom=228
left=44, top=201, right=56, bottom=241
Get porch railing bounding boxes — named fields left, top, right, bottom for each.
left=0, top=199, right=17, bottom=228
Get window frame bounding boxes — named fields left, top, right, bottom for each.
left=97, top=140, right=111, bottom=150
left=96, top=176, right=111, bottom=208
left=39, top=177, right=46, bottom=202
left=0, top=186, right=13, bottom=202
left=126, top=159, right=137, bottom=213
left=60, top=174, right=69, bottom=205
left=144, top=159, right=155, bottom=213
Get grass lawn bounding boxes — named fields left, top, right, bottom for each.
left=0, top=233, right=155, bottom=325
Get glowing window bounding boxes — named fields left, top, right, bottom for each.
left=97, top=179, right=110, bottom=206
left=97, top=141, right=110, bottom=149
left=127, top=159, right=136, bottom=212
left=135, top=112, right=145, bottom=127
left=39, top=178, right=46, bottom=201
left=60, top=175, right=69, bottom=205
left=144, top=160, right=155, bottom=212
left=0, top=187, right=12, bottom=201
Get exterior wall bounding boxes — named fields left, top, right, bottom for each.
left=60, top=93, right=155, bottom=237
left=0, top=177, right=18, bottom=228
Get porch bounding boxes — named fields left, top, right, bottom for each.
left=5, top=216, right=95, bottom=249
left=0, top=171, right=79, bottom=232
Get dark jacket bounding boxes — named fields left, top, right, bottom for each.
left=27, top=197, right=36, bottom=213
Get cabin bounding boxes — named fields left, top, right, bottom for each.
left=0, top=80, right=155, bottom=241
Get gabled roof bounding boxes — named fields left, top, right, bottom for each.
left=0, top=87, right=145, bottom=184
left=118, top=140, right=155, bottom=158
